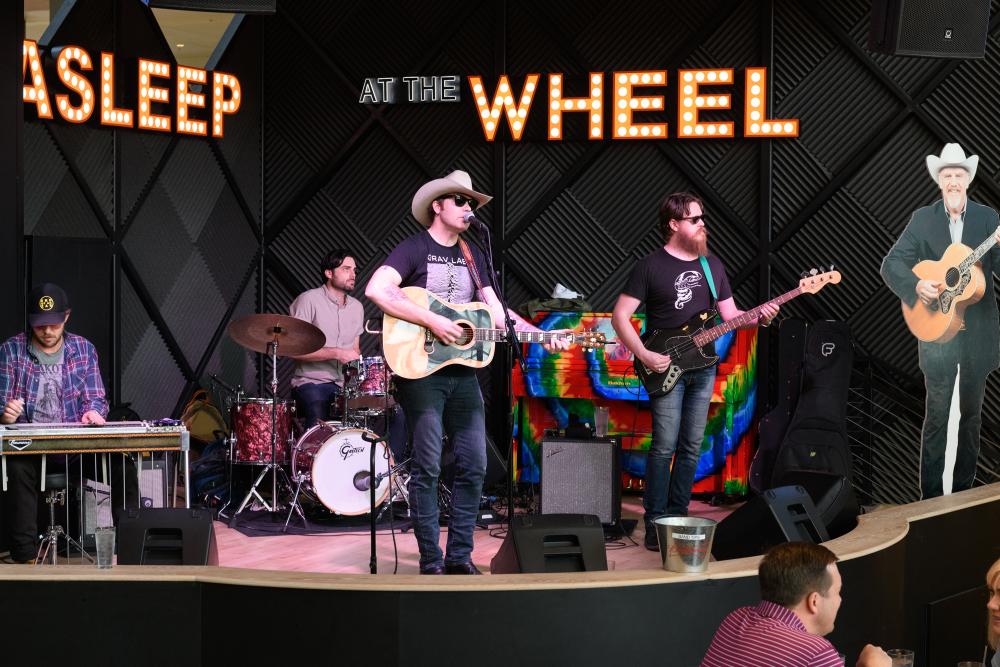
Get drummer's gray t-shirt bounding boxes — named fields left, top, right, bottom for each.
left=288, top=286, right=364, bottom=388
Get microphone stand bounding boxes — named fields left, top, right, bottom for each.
left=361, top=430, right=389, bottom=574
left=471, top=222, right=526, bottom=536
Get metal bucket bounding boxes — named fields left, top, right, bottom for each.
left=653, top=516, right=717, bottom=573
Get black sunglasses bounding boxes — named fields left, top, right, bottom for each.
left=443, top=193, right=477, bottom=208
left=678, top=214, right=707, bottom=225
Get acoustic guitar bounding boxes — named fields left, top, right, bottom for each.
left=901, top=230, right=999, bottom=343
left=382, top=286, right=606, bottom=379
left=634, top=269, right=841, bottom=398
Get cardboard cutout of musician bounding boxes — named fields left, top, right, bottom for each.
left=881, top=143, right=1000, bottom=499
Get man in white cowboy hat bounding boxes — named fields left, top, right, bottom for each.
left=366, top=170, right=568, bottom=575
left=882, top=143, right=1000, bottom=498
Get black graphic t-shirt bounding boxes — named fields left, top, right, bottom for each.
left=384, top=231, right=491, bottom=304
left=622, top=248, right=732, bottom=330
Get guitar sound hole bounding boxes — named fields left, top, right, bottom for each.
left=455, top=323, right=474, bottom=346
left=944, top=267, right=961, bottom=289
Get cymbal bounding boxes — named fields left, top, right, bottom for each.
left=227, top=313, right=325, bottom=356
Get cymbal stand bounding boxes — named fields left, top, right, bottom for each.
left=230, top=335, right=300, bottom=527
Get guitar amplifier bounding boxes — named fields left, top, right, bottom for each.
left=540, top=438, right=620, bottom=525
left=140, top=457, right=170, bottom=508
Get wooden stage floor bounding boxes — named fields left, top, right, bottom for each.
left=212, top=495, right=737, bottom=575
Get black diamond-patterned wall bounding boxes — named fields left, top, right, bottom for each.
left=256, top=0, right=1000, bottom=496
left=22, top=1, right=262, bottom=419
left=20, top=0, right=1000, bottom=496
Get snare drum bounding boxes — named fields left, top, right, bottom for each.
left=347, top=356, right=395, bottom=412
left=291, top=424, right=391, bottom=515
left=230, top=398, right=294, bottom=464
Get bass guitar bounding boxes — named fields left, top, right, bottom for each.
left=382, top=286, right=606, bottom=379
left=901, top=229, right=998, bottom=342
left=634, top=269, right=841, bottom=398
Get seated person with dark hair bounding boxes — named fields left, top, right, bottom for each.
left=0, top=283, right=136, bottom=563
left=702, top=542, right=891, bottom=667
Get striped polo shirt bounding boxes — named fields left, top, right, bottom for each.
left=701, top=600, right=843, bottom=667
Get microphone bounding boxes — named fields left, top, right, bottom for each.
left=354, top=470, right=388, bottom=491
left=463, top=211, right=489, bottom=232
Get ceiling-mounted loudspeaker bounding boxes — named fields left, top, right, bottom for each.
left=869, top=0, right=990, bottom=58
left=147, top=0, right=277, bottom=14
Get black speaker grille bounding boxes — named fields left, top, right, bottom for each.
left=148, top=0, right=276, bottom=14
left=894, top=0, right=990, bottom=57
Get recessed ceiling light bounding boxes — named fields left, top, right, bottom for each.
left=176, top=43, right=185, bottom=48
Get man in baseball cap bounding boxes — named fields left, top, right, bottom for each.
left=0, top=283, right=111, bottom=563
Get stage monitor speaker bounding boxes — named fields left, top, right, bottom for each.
left=540, top=438, right=620, bottom=525
left=490, top=514, right=607, bottom=574
left=711, top=485, right=830, bottom=561
left=773, top=470, right=860, bottom=539
left=147, top=0, right=276, bottom=14
left=117, top=508, right=219, bottom=565
left=869, top=0, right=990, bottom=58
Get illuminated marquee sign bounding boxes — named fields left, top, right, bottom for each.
left=361, top=68, right=797, bottom=141
left=21, top=39, right=242, bottom=137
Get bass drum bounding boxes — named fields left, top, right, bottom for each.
left=291, top=424, right=391, bottom=515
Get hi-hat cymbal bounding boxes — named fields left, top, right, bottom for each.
left=227, top=313, right=325, bottom=356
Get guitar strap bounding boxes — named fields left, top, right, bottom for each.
left=699, top=255, right=718, bottom=304
left=459, top=238, right=487, bottom=296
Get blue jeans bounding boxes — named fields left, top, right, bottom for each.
left=292, top=381, right=341, bottom=428
left=643, top=365, right=716, bottom=526
left=394, top=371, right=486, bottom=569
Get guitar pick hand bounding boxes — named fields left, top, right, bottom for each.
left=915, top=279, right=943, bottom=306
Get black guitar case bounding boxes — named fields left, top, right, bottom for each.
left=748, top=318, right=808, bottom=495
left=769, top=320, right=858, bottom=537
left=771, top=320, right=854, bottom=483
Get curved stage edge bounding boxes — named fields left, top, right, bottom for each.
left=2, top=484, right=998, bottom=667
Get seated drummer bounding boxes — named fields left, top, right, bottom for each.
left=0, top=283, right=136, bottom=563
left=288, top=250, right=364, bottom=428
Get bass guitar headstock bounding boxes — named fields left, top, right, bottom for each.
left=799, top=267, right=842, bottom=294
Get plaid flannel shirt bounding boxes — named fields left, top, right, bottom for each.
left=0, top=332, right=108, bottom=422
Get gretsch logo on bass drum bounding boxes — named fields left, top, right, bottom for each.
left=340, top=442, right=365, bottom=461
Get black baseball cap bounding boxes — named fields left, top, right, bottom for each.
left=27, top=283, right=70, bottom=327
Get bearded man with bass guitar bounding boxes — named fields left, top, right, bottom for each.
left=366, top=170, right=568, bottom=575
left=612, top=192, right=778, bottom=551
left=881, top=143, right=1000, bottom=499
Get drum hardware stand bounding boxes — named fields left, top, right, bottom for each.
left=282, top=470, right=310, bottom=533
left=375, top=457, right=412, bottom=524
left=36, top=487, right=94, bottom=566
left=209, top=374, right=238, bottom=520
left=229, top=336, right=294, bottom=527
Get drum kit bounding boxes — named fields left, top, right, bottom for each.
left=222, top=313, right=406, bottom=530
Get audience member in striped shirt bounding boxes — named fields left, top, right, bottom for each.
left=701, top=542, right=891, bottom=667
